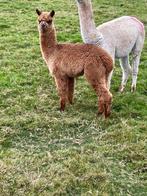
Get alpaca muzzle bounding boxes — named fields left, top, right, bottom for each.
left=39, top=21, right=48, bottom=32
left=41, top=21, right=47, bottom=28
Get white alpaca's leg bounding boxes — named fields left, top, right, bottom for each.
left=119, top=56, right=132, bottom=92
left=131, top=51, right=141, bottom=92
left=131, top=34, right=144, bottom=92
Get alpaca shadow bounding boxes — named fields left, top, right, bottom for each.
left=74, top=101, right=97, bottom=114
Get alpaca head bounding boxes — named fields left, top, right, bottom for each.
left=36, top=9, right=55, bottom=33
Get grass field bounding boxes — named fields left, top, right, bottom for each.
left=0, top=0, right=147, bottom=195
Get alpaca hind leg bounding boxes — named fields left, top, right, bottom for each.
left=54, top=76, right=68, bottom=111
left=98, top=96, right=105, bottom=115
left=119, top=56, right=132, bottom=92
left=98, top=87, right=112, bottom=118
left=131, top=34, right=144, bottom=92
left=84, top=64, right=112, bottom=117
left=131, top=51, right=141, bottom=92
left=68, top=77, right=75, bottom=104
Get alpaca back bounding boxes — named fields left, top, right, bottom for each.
left=51, top=43, right=113, bottom=77
left=97, top=16, right=145, bottom=58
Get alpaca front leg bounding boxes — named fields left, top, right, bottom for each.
left=119, top=56, right=132, bottom=92
left=59, top=97, right=66, bottom=112
left=54, top=77, right=68, bottom=111
left=68, top=77, right=75, bottom=104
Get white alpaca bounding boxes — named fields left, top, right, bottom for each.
left=76, top=0, right=145, bottom=92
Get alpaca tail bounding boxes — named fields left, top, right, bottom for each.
left=103, top=56, right=113, bottom=88
left=95, top=47, right=114, bottom=89
left=98, top=47, right=114, bottom=76
left=101, top=54, right=113, bottom=74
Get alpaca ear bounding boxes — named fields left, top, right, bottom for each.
left=50, top=10, right=55, bottom=17
left=36, top=9, right=42, bottom=16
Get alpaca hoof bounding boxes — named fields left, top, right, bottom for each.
left=104, top=112, right=111, bottom=119
left=69, top=100, right=73, bottom=105
left=119, top=85, right=125, bottom=93
left=131, top=85, right=136, bottom=92
left=60, top=107, right=65, bottom=112
left=97, top=111, right=111, bottom=118
left=97, top=111, right=103, bottom=116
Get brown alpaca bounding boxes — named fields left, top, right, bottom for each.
left=36, top=9, right=113, bottom=118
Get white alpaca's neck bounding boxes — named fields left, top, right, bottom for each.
left=39, top=27, right=57, bottom=62
left=77, top=0, right=104, bottom=45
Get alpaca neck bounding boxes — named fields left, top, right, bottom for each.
left=77, top=0, right=104, bottom=45
left=39, top=27, right=57, bottom=62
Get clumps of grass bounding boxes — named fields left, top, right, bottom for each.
left=0, top=0, right=147, bottom=195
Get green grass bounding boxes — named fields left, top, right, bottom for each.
left=0, top=0, right=147, bottom=195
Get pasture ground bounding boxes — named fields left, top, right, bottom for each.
left=0, top=0, right=147, bottom=195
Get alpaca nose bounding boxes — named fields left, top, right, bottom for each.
left=41, top=21, right=46, bottom=28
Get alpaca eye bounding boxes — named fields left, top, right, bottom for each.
left=38, top=20, right=41, bottom=23
left=47, top=20, right=52, bottom=24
